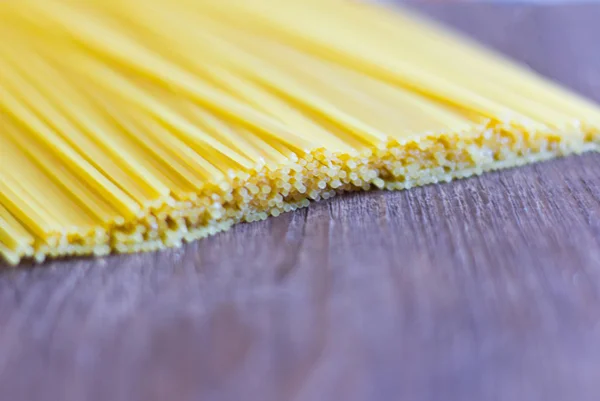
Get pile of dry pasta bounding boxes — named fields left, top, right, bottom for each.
left=1, top=0, right=599, bottom=265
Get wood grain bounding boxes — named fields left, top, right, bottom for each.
left=1, top=4, right=600, bottom=401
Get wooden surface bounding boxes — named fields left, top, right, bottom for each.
left=2, top=4, right=600, bottom=401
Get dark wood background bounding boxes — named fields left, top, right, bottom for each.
left=2, top=4, right=600, bottom=401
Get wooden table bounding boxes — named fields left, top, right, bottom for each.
left=2, top=4, right=600, bottom=401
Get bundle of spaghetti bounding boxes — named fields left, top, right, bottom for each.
left=1, top=0, right=599, bottom=266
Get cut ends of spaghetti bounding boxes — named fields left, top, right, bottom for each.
left=1, top=0, right=599, bottom=265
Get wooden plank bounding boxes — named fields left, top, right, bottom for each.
left=1, top=4, right=600, bottom=401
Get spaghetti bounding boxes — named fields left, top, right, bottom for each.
left=1, top=0, right=599, bottom=265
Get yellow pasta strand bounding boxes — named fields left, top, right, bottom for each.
left=0, top=0, right=599, bottom=265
